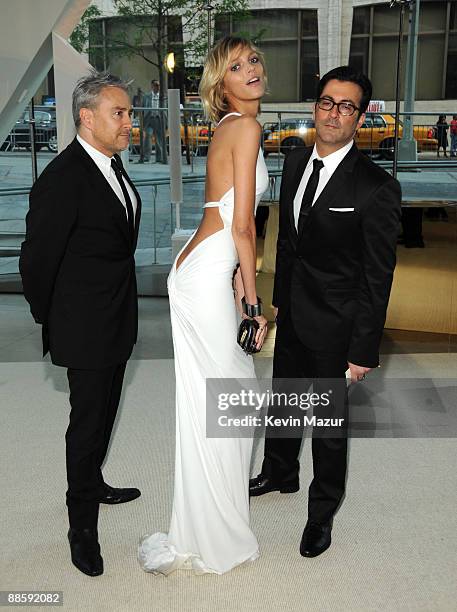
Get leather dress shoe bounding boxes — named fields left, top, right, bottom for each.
left=99, top=484, right=141, bottom=505
left=249, top=474, right=299, bottom=497
left=68, top=528, right=103, bottom=576
left=299, top=520, right=332, bottom=558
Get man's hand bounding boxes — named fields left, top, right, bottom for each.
left=347, top=361, right=372, bottom=384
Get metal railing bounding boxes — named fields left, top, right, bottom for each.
left=3, top=106, right=456, bottom=163
left=1, top=106, right=456, bottom=277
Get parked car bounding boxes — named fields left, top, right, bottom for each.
left=262, top=114, right=438, bottom=158
left=130, top=111, right=214, bottom=156
left=263, top=118, right=315, bottom=156
left=1, top=109, right=58, bottom=152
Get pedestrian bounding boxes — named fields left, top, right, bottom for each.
left=450, top=114, right=457, bottom=158
left=436, top=114, right=449, bottom=158
left=141, top=80, right=165, bottom=163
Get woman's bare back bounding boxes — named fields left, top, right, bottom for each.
left=175, top=115, right=240, bottom=271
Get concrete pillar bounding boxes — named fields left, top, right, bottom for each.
left=52, top=32, right=92, bottom=151
left=0, top=0, right=90, bottom=147
left=318, top=0, right=354, bottom=76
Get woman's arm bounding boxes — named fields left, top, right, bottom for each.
left=231, top=116, right=261, bottom=304
left=230, top=116, right=267, bottom=347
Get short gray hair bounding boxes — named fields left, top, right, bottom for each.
left=72, top=70, right=132, bottom=128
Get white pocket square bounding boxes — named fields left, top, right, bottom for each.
left=328, top=207, right=355, bottom=212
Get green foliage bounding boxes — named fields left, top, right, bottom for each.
left=69, top=5, right=102, bottom=54
left=111, top=0, right=250, bottom=67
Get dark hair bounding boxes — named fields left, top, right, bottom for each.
left=316, top=66, right=372, bottom=116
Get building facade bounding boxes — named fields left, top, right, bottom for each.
left=89, top=0, right=457, bottom=111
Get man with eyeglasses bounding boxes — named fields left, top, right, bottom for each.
left=250, top=66, right=401, bottom=558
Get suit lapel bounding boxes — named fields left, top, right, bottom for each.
left=297, top=143, right=359, bottom=241
left=70, top=139, right=135, bottom=245
left=113, top=153, right=142, bottom=248
left=122, top=166, right=142, bottom=248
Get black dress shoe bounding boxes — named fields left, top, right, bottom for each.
left=249, top=474, right=299, bottom=497
left=99, top=484, right=141, bottom=505
left=68, top=528, right=103, bottom=576
left=299, top=520, right=332, bottom=558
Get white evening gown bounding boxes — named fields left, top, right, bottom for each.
left=138, top=113, right=269, bottom=575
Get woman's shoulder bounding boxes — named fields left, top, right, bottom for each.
left=233, top=114, right=261, bottom=133
left=223, top=116, right=262, bottom=148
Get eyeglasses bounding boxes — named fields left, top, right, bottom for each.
left=316, top=98, right=360, bottom=116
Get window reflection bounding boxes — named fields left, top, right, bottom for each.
left=350, top=1, right=457, bottom=100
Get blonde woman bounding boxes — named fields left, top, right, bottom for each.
left=138, top=36, right=269, bottom=575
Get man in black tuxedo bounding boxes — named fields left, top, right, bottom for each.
left=250, top=67, right=401, bottom=557
left=20, top=72, right=142, bottom=576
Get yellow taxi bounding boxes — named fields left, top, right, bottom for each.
left=130, top=113, right=213, bottom=156
left=262, top=114, right=438, bottom=158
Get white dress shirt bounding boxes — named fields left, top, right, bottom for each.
left=150, top=91, right=159, bottom=110
left=293, top=140, right=354, bottom=229
left=77, top=134, right=137, bottom=220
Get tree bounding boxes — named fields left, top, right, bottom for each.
left=69, top=5, right=102, bottom=54
left=109, top=0, right=250, bottom=106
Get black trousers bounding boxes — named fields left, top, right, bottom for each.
left=66, top=362, right=126, bottom=529
left=401, top=208, right=423, bottom=247
left=261, top=312, right=348, bottom=524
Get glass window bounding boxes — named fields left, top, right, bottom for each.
left=34, top=111, right=52, bottom=123
left=352, top=7, right=371, bottom=35
left=416, top=35, right=446, bottom=99
left=301, top=39, right=319, bottom=101
left=445, top=33, right=457, bottom=98
left=236, top=10, right=298, bottom=38
left=167, top=16, right=183, bottom=43
left=301, top=10, right=318, bottom=36
left=450, top=2, right=457, bottom=31
left=89, top=47, right=105, bottom=72
left=349, top=37, right=369, bottom=75
left=352, top=1, right=455, bottom=99
left=214, top=15, right=230, bottom=39
left=105, top=16, right=128, bottom=39
left=373, top=5, right=403, bottom=35
left=88, top=19, right=103, bottom=45
left=371, top=36, right=407, bottom=99
left=373, top=114, right=386, bottom=127
left=419, top=2, right=446, bottom=32
left=260, top=40, right=298, bottom=102
left=215, top=9, right=318, bottom=102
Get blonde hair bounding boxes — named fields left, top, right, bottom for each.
left=199, top=36, right=267, bottom=123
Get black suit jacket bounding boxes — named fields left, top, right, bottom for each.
left=19, top=138, right=142, bottom=369
left=273, top=144, right=401, bottom=368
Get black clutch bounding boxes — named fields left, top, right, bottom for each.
left=237, top=318, right=260, bottom=355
